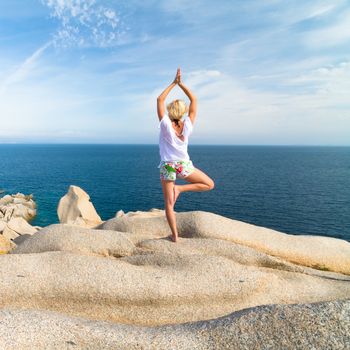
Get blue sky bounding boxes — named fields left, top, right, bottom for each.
left=0, top=0, right=349, bottom=145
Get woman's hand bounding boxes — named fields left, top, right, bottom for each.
left=157, top=68, right=182, bottom=120
left=173, top=67, right=181, bottom=84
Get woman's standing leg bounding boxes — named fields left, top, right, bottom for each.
left=161, top=179, right=179, bottom=242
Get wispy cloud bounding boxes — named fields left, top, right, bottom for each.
left=305, top=3, right=338, bottom=19
left=0, top=41, right=51, bottom=94
left=287, top=61, right=350, bottom=104
left=304, top=10, right=350, bottom=48
left=41, top=0, right=124, bottom=47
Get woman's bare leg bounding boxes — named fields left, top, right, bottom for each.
left=161, top=179, right=179, bottom=242
left=160, top=168, right=215, bottom=241
left=174, top=167, right=215, bottom=202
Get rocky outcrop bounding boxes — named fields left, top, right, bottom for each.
left=0, top=193, right=36, bottom=222
left=3, top=210, right=350, bottom=328
left=57, top=186, right=103, bottom=228
left=0, top=193, right=38, bottom=251
left=1, top=208, right=349, bottom=348
left=0, top=299, right=348, bottom=349
left=101, top=210, right=350, bottom=275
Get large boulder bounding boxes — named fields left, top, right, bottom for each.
left=57, top=186, right=103, bottom=228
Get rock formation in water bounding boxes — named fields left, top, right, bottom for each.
left=57, top=185, right=103, bottom=228
left=0, top=186, right=349, bottom=349
left=0, top=193, right=38, bottom=253
left=0, top=193, right=36, bottom=222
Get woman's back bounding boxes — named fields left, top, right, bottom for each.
left=158, top=114, right=193, bottom=162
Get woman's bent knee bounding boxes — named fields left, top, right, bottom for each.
left=207, top=179, right=215, bottom=190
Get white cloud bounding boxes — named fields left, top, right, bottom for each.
left=271, top=0, right=345, bottom=25
left=41, top=0, right=123, bottom=47
left=286, top=61, right=350, bottom=107
left=160, top=0, right=345, bottom=29
left=304, top=10, right=350, bottom=48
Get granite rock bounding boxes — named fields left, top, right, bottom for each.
left=0, top=235, right=15, bottom=254
left=0, top=193, right=36, bottom=222
left=0, top=299, right=348, bottom=349
left=101, top=210, right=350, bottom=275
left=57, top=186, right=103, bottom=228
left=2, top=226, right=349, bottom=326
left=11, top=224, right=135, bottom=258
left=1, top=208, right=349, bottom=349
left=7, top=217, right=37, bottom=235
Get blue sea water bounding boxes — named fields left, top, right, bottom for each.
left=0, top=144, right=349, bottom=242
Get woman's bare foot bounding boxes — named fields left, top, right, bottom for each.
left=165, top=234, right=178, bottom=242
left=173, top=185, right=181, bottom=206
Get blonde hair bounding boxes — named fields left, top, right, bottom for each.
left=166, top=99, right=188, bottom=123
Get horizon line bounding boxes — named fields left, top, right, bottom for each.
left=0, top=143, right=349, bottom=147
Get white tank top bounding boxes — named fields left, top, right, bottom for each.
left=158, top=114, right=193, bottom=164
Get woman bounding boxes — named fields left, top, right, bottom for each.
left=157, top=68, right=215, bottom=242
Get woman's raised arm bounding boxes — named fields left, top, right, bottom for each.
left=178, top=81, right=197, bottom=124
left=157, top=69, right=181, bottom=121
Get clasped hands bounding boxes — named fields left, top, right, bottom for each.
left=173, top=68, right=182, bottom=85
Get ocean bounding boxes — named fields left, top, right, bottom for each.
left=0, top=144, right=349, bottom=242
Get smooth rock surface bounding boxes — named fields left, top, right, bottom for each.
left=11, top=224, right=135, bottom=257
left=57, top=185, right=102, bottom=228
left=101, top=210, right=350, bottom=275
left=0, top=299, right=348, bottom=349
left=7, top=217, right=37, bottom=235
left=2, top=240, right=350, bottom=326
left=2, top=208, right=350, bottom=349
left=0, top=217, right=37, bottom=244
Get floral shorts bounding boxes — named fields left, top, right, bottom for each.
left=158, top=160, right=195, bottom=181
